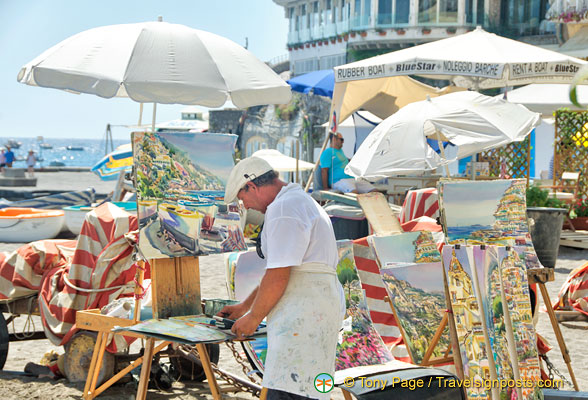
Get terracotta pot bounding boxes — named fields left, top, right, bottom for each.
left=360, top=32, right=367, bottom=37
left=350, top=32, right=356, bottom=37
left=571, top=216, right=588, bottom=230
left=397, top=30, right=406, bottom=35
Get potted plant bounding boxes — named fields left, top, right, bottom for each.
left=359, top=30, right=367, bottom=37
left=446, top=27, right=456, bottom=34
left=376, top=29, right=386, bottom=36
left=350, top=31, right=357, bottom=38
left=422, top=27, right=432, bottom=34
left=526, top=185, right=568, bottom=268
left=570, top=198, right=588, bottom=230
left=343, top=33, right=349, bottom=41
left=330, top=37, right=336, bottom=44
left=396, top=28, right=406, bottom=35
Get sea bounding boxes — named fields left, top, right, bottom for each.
left=3, top=137, right=129, bottom=168
left=446, top=224, right=492, bottom=241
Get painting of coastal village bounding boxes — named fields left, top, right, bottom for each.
left=133, top=131, right=247, bottom=259
left=496, top=247, right=543, bottom=400
left=369, top=232, right=450, bottom=364
left=473, top=246, right=518, bottom=400
left=439, top=179, right=542, bottom=269
left=442, top=246, right=492, bottom=400
left=335, top=241, right=394, bottom=370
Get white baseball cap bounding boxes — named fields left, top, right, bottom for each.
left=224, top=157, right=274, bottom=204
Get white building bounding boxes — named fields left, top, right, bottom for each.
left=273, top=0, right=557, bottom=76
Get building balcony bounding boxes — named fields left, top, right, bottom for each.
left=350, top=15, right=371, bottom=30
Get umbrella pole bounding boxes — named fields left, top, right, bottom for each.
left=436, top=132, right=451, bottom=177
left=151, top=103, right=157, bottom=132
left=138, top=103, right=144, bottom=127
left=304, top=129, right=331, bottom=192
left=296, top=139, right=300, bottom=183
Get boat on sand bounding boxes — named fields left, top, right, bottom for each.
left=0, top=208, right=64, bottom=242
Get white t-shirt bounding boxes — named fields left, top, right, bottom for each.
left=262, top=183, right=338, bottom=270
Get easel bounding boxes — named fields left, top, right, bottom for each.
left=528, top=267, right=580, bottom=391
left=356, top=192, right=464, bottom=378
left=78, top=256, right=228, bottom=399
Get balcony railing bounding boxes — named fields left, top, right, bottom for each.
left=350, top=14, right=371, bottom=30
left=287, top=31, right=299, bottom=44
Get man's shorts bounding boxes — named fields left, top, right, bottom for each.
left=333, top=178, right=376, bottom=194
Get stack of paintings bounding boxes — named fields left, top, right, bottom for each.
left=335, top=241, right=394, bottom=371
left=133, top=131, right=247, bottom=259
left=438, top=179, right=542, bottom=269
left=442, top=244, right=543, bottom=400
left=368, top=232, right=451, bottom=365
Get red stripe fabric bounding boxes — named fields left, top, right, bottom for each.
left=0, top=203, right=141, bottom=353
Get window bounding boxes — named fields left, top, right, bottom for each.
left=395, top=0, right=409, bottom=23
left=439, top=0, right=458, bottom=22
left=246, top=136, right=268, bottom=157
left=378, top=0, right=392, bottom=24
left=419, top=0, right=457, bottom=23
left=419, top=0, right=437, bottom=23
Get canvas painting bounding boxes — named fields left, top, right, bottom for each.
left=133, top=131, right=247, bottom=259
left=335, top=241, right=394, bottom=371
left=473, top=246, right=518, bottom=400
left=442, top=245, right=493, bottom=400
left=116, top=316, right=232, bottom=344
left=439, top=179, right=542, bottom=269
left=495, top=246, right=543, bottom=400
left=369, top=232, right=450, bottom=364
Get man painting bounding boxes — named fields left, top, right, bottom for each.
left=219, top=157, right=344, bottom=400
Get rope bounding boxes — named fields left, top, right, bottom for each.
left=6, top=296, right=36, bottom=340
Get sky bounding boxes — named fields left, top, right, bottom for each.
left=0, top=1, right=289, bottom=140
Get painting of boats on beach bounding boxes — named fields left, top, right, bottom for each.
left=335, top=241, right=394, bottom=370
left=439, top=179, right=542, bottom=269
left=133, top=131, right=247, bottom=259
left=495, top=246, right=543, bottom=400
left=369, top=233, right=449, bottom=364
left=442, top=245, right=492, bottom=400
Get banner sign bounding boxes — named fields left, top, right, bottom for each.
left=334, top=59, right=584, bottom=83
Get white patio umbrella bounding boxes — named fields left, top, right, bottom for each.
left=252, top=149, right=315, bottom=172
left=334, top=26, right=588, bottom=89
left=345, top=91, right=541, bottom=180
left=17, top=19, right=292, bottom=130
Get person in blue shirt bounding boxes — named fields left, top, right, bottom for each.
left=319, top=132, right=375, bottom=193
left=4, top=147, right=14, bottom=168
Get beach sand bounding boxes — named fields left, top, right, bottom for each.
left=0, top=171, right=586, bottom=398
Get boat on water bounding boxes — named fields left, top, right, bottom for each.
left=49, top=160, right=66, bottom=167
left=4, top=139, right=21, bottom=149
left=0, top=208, right=64, bottom=242
left=39, top=143, right=53, bottom=149
left=66, top=146, right=84, bottom=151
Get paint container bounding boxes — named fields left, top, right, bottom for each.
left=204, top=298, right=240, bottom=317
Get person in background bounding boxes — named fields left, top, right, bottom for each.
left=26, top=150, right=36, bottom=177
left=0, top=149, right=5, bottom=173
left=319, top=132, right=376, bottom=193
left=219, top=157, right=344, bottom=400
left=4, top=146, right=14, bottom=168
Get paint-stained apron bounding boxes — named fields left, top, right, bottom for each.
left=263, top=262, right=345, bottom=400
